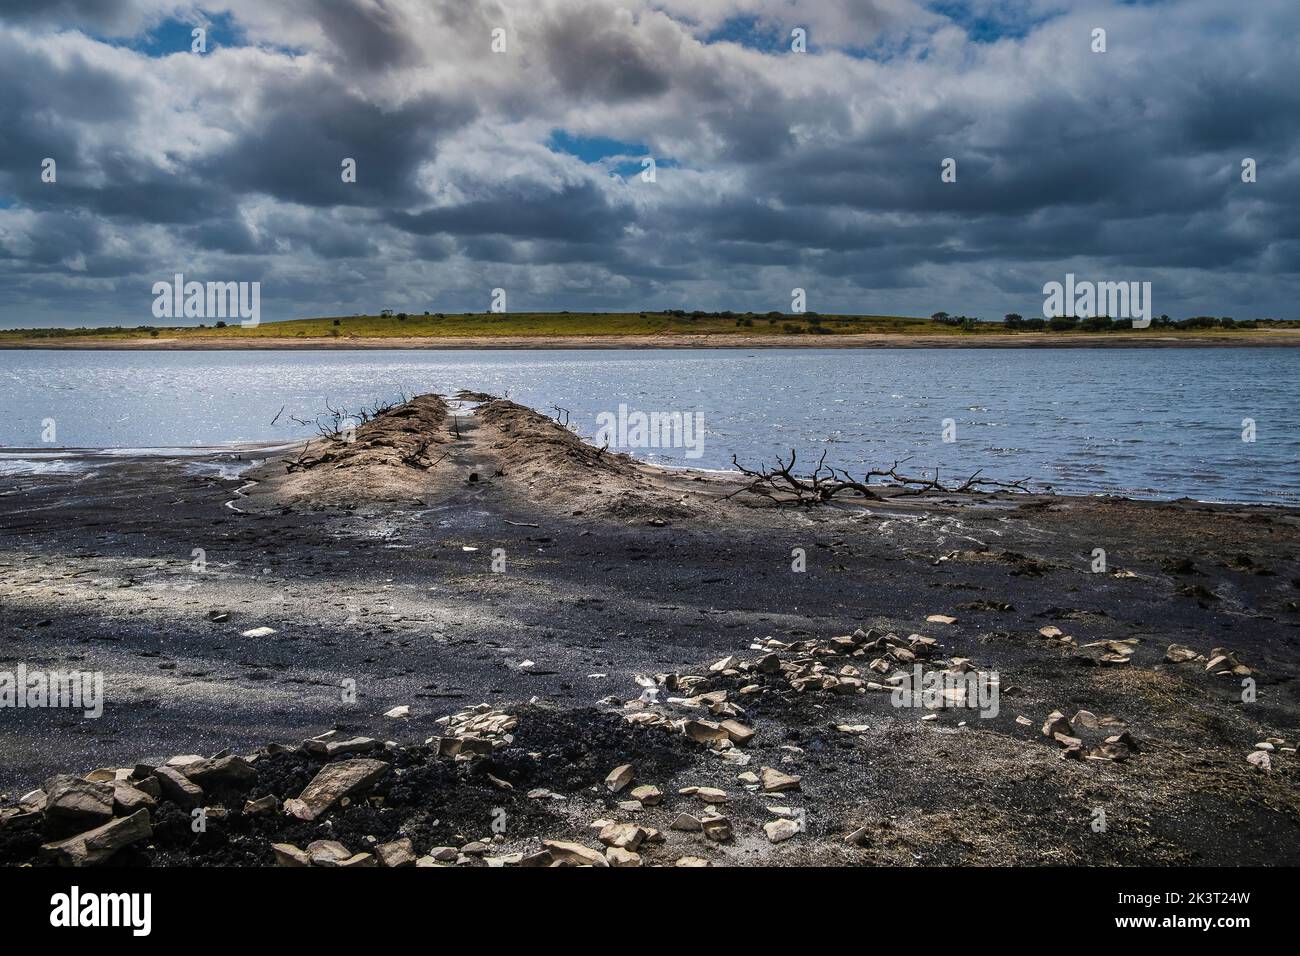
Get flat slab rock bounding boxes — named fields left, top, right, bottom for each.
left=41, top=809, right=153, bottom=867
left=284, top=758, right=389, bottom=821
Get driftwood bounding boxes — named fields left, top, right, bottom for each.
left=726, top=449, right=1031, bottom=506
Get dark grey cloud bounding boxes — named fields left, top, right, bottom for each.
left=0, top=0, right=1297, bottom=327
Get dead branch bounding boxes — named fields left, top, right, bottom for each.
left=725, top=449, right=1031, bottom=506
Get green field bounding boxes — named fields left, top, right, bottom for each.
left=1, top=310, right=1293, bottom=343
left=0, top=311, right=934, bottom=341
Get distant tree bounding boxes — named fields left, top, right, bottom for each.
left=215, top=321, right=227, bottom=328
left=1003, top=313, right=1023, bottom=329
left=1047, top=316, right=1078, bottom=331
left=932, top=311, right=950, bottom=322
left=1079, top=316, right=1114, bottom=331
left=333, top=319, right=341, bottom=326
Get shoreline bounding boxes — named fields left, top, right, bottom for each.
left=3, top=445, right=1298, bottom=510
left=3, top=396, right=1297, bottom=867
left=4, top=330, right=1300, bottom=350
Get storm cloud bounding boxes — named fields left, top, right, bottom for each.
left=0, top=0, right=1297, bottom=327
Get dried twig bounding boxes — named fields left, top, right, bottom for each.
left=725, top=449, right=1030, bottom=506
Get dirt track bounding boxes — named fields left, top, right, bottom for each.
left=1, top=396, right=1298, bottom=865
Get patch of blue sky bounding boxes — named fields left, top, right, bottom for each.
left=548, top=131, right=676, bottom=178
left=926, top=2, right=1059, bottom=43
left=87, top=12, right=301, bottom=57
left=702, top=15, right=792, bottom=53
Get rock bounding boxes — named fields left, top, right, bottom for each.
left=845, top=826, right=870, bottom=847
left=759, top=767, right=802, bottom=793
left=383, top=705, right=410, bottom=719
left=1165, top=643, right=1201, bottom=663
left=684, top=786, right=728, bottom=803
left=133, top=776, right=162, bottom=800
left=375, top=838, right=416, bottom=867
left=43, top=776, right=114, bottom=828
left=701, top=815, right=733, bottom=842
left=606, top=847, right=642, bottom=867
left=670, top=812, right=703, bottom=832
left=1255, top=742, right=1275, bottom=751
left=323, top=736, right=380, bottom=758
left=339, top=852, right=377, bottom=867
left=764, top=818, right=800, bottom=843
left=926, top=614, right=957, bottom=625
left=180, top=755, right=257, bottom=788
left=518, top=850, right=554, bottom=867
left=164, top=755, right=205, bottom=768
left=629, top=784, right=662, bottom=806
left=709, top=655, right=739, bottom=673
left=18, top=789, right=47, bottom=813
left=598, top=823, right=647, bottom=850
left=152, top=766, right=204, bottom=808
left=542, top=840, right=609, bottom=867
left=306, top=840, right=354, bottom=866
left=111, top=781, right=156, bottom=815
left=460, top=841, right=490, bottom=855
left=428, top=846, right=459, bottom=862
left=675, top=856, right=710, bottom=867
left=1106, top=731, right=1140, bottom=752
left=720, top=720, right=755, bottom=746
left=208, top=610, right=230, bottom=623
left=1015, top=716, right=1032, bottom=727
left=1071, top=710, right=1100, bottom=729
left=241, top=626, right=277, bottom=638
left=1206, top=648, right=1251, bottom=676
left=273, top=843, right=310, bottom=866
left=284, top=759, right=389, bottom=821
left=243, top=794, right=278, bottom=815
left=1246, top=751, right=1271, bottom=770
left=41, top=809, right=152, bottom=866
left=756, top=653, right=782, bottom=674
left=1041, top=710, right=1073, bottom=739
left=683, top=720, right=732, bottom=747
left=604, top=764, right=635, bottom=793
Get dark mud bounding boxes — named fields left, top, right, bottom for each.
left=2, top=395, right=1298, bottom=865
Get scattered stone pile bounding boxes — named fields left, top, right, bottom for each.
left=1039, top=709, right=1139, bottom=762
left=427, top=703, right=519, bottom=757
left=616, top=625, right=985, bottom=745
left=4, top=753, right=261, bottom=866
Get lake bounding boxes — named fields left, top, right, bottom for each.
left=0, top=348, right=1296, bottom=504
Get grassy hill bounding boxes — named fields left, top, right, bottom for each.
left=1, top=311, right=1294, bottom=345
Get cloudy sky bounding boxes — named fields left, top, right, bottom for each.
left=0, top=0, right=1296, bottom=328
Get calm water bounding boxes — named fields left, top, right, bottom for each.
left=0, top=348, right=1296, bottom=504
